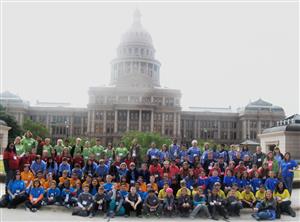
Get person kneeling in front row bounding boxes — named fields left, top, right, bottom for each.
left=72, top=184, right=94, bottom=217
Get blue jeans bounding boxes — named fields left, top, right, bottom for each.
left=283, top=176, right=293, bottom=194
left=257, top=210, right=275, bottom=220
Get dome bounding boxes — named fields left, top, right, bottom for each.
left=121, top=9, right=153, bottom=46
left=244, top=98, right=284, bottom=112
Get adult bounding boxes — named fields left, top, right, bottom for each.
left=7, top=171, right=27, bottom=208
left=71, top=138, right=83, bottom=157
left=274, top=181, right=296, bottom=217
left=14, top=136, right=24, bottom=156
left=169, top=139, right=180, bottom=161
left=3, top=142, right=19, bottom=187
left=187, top=140, right=201, bottom=164
left=128, top=139, right=141, bottom=166
left=21, top=131, right=36, bottom=154
left=280, top=152, right=298, bottom=194
left=252, top=146, right=266, bottom=168
left=263, top=151, right=279, bottom=176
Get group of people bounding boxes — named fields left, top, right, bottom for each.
left=1, top=130, right=299, bottom=220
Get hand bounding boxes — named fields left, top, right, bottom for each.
left=11, top=195, right=15, bottom=199
left=133, top=205, right=137, bottom=210
left=81, top=206, right=86, bottom=210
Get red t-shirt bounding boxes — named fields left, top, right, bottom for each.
left=3, top=150, right=19, bottom=170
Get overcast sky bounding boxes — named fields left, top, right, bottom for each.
left=1, top=1, right=299, bottom=116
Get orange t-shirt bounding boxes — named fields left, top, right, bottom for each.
left=139, top=182, right=147, bottom=192
left=21, top=171, right=34, bottom=188
left=59, top=177, right=70, bottom=185
left=70, top=178, right=81, bottom=188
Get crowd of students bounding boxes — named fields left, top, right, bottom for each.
left=1, top=130, right=299, bottom=220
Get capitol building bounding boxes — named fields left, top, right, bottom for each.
left=1, top=10, right=285, bottom=145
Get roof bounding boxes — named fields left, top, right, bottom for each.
left=242, top=98, right=284, bottom=112
left=240, top=140, right=260, bottom=145
left=0, top=91, right=22, bottom=101
left=182, top=106, right=234, bottom=113
left=262, top=124, right=300, bottom=133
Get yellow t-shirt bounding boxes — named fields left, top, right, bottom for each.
left=274, top=189, right=290, bottom=201
left=158, top=189, right=167, bottom=200
left=217, top=189, right=226, bottom=199
left=227, top=190, right=242, bottom=200
left=176, top=187, right=191, bottom=198
left=241, top=191, right=256, bottom=202
left=255, top=190, right=266, bottom=202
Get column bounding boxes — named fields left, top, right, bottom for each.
left=126, top=110, right=130, bottom=132
left=162, top=97, right=165, bottom=106
left=70, top=116, right=74, bottom=137
left=139, top=110, right=142, bottom=131
left=247, top=120, right=250, bottom=139
left=150, top=110, right=154, bottom=132
left=217, top=120, right=221, bottom=139
left=87, top=110, right=91, bottom=134
left=81, top=116, right=84, bottom=135
left=173, top=112, right=177, bottom=137
left=103, top=111, right=107, bottom=134
left=258, top=120, right=261, bottom=134
left=227, top=121, right=230, bottom=140
left=177, top=113, right=181, bottom=137
left=242, top=120, right=247, bottom=140
left=91, top=110, right=95, bottom=133
left=162, top=113, right=165, bottom=135
left=193, top=117, right=197, bottom=138
left=114, top=110, right=118, bottom=133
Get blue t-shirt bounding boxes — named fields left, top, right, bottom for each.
left=265, top=178, right=279, bottom=192
left=8, top=180, right=26, bottom=198
left=281, top=160, right=298, bottom=178
left=47, top=187, right=61, bottom=198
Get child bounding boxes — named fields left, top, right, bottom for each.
left=241, top=185, right=256, bottom=208
left=207, top=169, right=221, bottom=191
left=45, top=180, right=60, bottom=205
left=106, top=184, right=125, bottom=217
left=163, top=187, right=175, bottom=217
left=92, top=186, right=107, bottom=216
left=274, top=181, right=296, bottom=217
left=252, top=190, right=276, bottom=221
left=58, top=157, right=71, bottom=177
left=197, top=171, right=208, bottom=191
left=251, top=171, right=263, bottom=193
left=61, top=180, right=75, bottom=208
left=103, top=175, right=113, bottom=192
left=177, top=187, right=192, bottom=217
left=223, top=170, right=235, bottom=193
left=264, top=171, right=278, bottom=192
left=226, top=188, right=243, bottom=216
left=21, top=164, right=34, bottom=189
left=25, top=179, right=44, bottom=212
left=144, top=189, right=160, bottom=217
left=58, top=170, right=70, bottom=189
left=208, top=187, right=228, bottom=220
left=72, top=184, right=94, bottom=217
left=255, top=184, right=266, bottom=204
left=190, top=187, right=210, bottom=219
left=90, top=178, right=99, bottom=196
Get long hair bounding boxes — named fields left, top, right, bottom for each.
left=274, top=181, right=286, bottom=194
left=5, top=142, right=16, bottom=154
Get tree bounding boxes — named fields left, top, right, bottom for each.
left=22, top=118, right=50, bottom=139
left=121, top=131, right=172, bottom=157
left=0, top=104, right=23, bottom=142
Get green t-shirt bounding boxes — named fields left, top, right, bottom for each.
left=15, top=144, right=25, bottom=156
left=92, top=145, right=104, bottom=160
left=43, top=144, right=52, bottom=154
left=82, top=147, right=92, bottom=162
left=105, top=148, right=114, bottom=159
left=74, top=144, right=82, bottom=155
left=54, top=145, right=64, bottom=156
left=115, top=147, right=128, bottom=158
left=21, top=137, right=36, bottom=153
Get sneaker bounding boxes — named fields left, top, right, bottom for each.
left=137, top=215, right=143, bottom=218
left=31, top=208, right=37, bottom=213
left=88, top=213, right=93, bottom=218
left=288, top=207, right=296, bottom=217
left=124, top=214, right=129, bottom=218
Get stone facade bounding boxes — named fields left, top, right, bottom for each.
left=259, top=114, right=300, bottom=160
left=0, top=10, right=286, bottom=145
